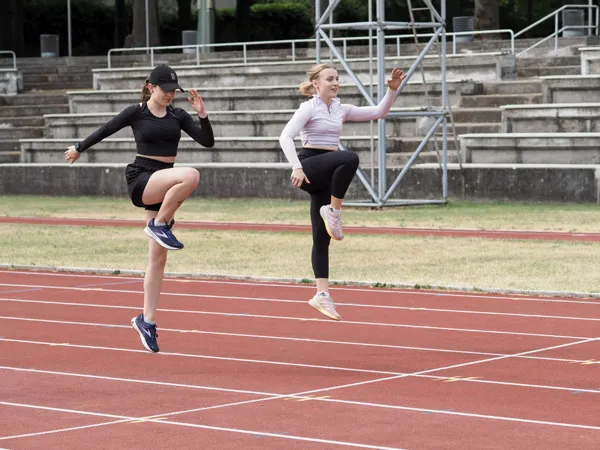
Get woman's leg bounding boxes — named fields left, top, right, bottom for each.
left=142, top=167, right=200, bottom=224
left=307, top=186, right=341, bottom=320
left=143, top=212, right=168, bottom=323
left=131, top=209, right=168, bottom=353
left=301, top=151, right=359, bottom=240
left=141, top=167, right=199, bottom=250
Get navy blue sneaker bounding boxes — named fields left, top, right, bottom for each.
left=131, top=314, right=159, bottom=353
left=144, top=218, right=183, bottom=250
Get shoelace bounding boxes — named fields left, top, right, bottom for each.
left=319, top=295, right=336, bottom=311
left=332, top=214, right=343, bottom=229
left=148, top=324, right=158, bottom=338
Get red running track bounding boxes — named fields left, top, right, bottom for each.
left=0, top=269, right=599, bottom=449
left=2, top=216, right=600, bottom=241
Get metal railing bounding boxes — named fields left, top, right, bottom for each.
left=0, top=51, right=17, bottom=70
left=516, top=4, right=599, bottom=57
left=106, top=29, right=514, bottom=69
left=105, top=4, right=599, bottom=69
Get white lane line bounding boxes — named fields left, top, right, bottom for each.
left=2, top=338, right=599, bottom=442
left=2, top=331, right=600, bottom=394
left=0, top=299, right=589, bottom=340
left=3, top=344, right=600, bottom=397
left=2, top=315, right=598, bottom=367
left=0, top=402, right=404, bottom=449
left=1, top=270, right=599, bottom=304
left=9, top=337, right=598, bottom=435
left=2, top=283, right=600, bottom=320
left=0, top=337, right=434, bottom=377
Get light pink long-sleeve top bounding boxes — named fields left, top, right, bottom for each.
left=278, top=88, right=398, bottom=169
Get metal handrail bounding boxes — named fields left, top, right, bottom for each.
left=105, top=4, right=599, bottom=69
left=0, top=51, right=17, bottom=70
left=106, top=29, right=515, bottom=69
left=516, top=4, right=599, bottom=57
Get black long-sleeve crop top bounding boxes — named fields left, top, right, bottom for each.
left=76, top=103, right=214, bottom=156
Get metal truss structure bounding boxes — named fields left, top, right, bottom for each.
left=314, top=0, right=452, bottom=207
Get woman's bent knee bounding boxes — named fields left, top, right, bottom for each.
left=343, top=151, right=359, bottom=168
left=183, top=168, right=200, bottom=187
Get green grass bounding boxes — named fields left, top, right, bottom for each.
left=2, top=195, right=600, bottom=232
left=3, top=223, right=600, bottom=293
left=3, top=196, right=600, bottom=293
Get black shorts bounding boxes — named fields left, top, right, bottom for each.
left=125, top=156, right=174, bottom=211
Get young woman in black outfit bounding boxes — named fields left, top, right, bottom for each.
left=64, top=64, right=214, bottom=353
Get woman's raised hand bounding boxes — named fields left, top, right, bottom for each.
left=64, top=145, right=80, bottom=165
left=188, top=89, right=207, bottom=118
left=386, top=67, right=407, bottom=91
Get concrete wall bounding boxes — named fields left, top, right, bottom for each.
left=0, top=70, right=23, bottom=95
left=0, top=163, right=597, bottom=203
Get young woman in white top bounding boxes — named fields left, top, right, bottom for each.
left=279, top=63, right=406, bottom=321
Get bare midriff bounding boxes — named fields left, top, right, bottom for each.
left=304, top=144, right=337, bottom=151
left=137, top=154, right=177, bottom=163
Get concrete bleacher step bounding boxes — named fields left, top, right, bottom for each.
left=19, top=62, right=100, bottom=91
left=0, top=116, right=45, bottom=127
left=92, top=53, right=507, bottom=90
left=20, top=65, right=95, bottom=75
left=25, top=81, right=93, bottom=91
left=481, top=79, right=542, bottom=95
left=451, top=108, right=502, bottom=123
left=23, top=73, right=92, bottom=84
left=0, top=92, right=68, bottom=106
left=387, top=150, right=462, bottom=166
left=0, top=104, right=69, bottom=118
left=501, top=103, right=600, bottom=133
left=42, top=106, right=500, bottom=141
left=519, top=55, right=581, bottom=68
left=459, top=93, right=542, bottom=108
left=458, top=132, right=600, bottom=164
left=517, top=65, right=581, bottom=78
left=0, top=139, right=21, bottom=163
left=0, top=126, right=44, bottom=140
left=65, top=81, right=467, bottom=113
left=19, top=136, right=458, bottom=164
left=446, top=122, right=501, bottom=134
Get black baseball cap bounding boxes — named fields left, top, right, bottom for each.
left=148, top=64, right=184, bottom=92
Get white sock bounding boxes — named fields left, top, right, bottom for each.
left=143, top=315, right=155, bottom=325
left=331, top=207, right=341, bottom=215
left=317, top=291, right=329, bottom=297
left=154, top=219, right=166, bottom=227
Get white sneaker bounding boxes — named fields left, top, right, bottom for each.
left=308, top=292, right=341, bottom=321
left=319, top=205, right=344, bottom=241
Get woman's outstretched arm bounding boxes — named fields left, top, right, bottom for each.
left=344, top=68, right=407, bottom=122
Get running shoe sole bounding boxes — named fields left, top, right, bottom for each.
left=131, top=317, right=159, bottom=353
left=144, top=226, right=183, bottom=250
left=308, top=297, right=341, bottom=321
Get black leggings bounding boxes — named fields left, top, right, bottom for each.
left=298, top=148, right=360, bottom=279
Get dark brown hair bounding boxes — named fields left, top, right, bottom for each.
left=141, top=75, right=151, bottom=103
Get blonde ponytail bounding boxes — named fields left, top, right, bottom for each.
left=298, top=63, right=337, bottom=97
